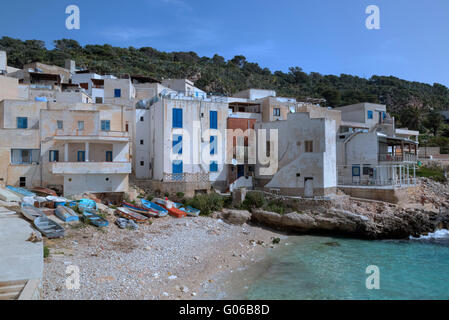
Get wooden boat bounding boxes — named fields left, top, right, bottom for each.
left=0, top=187, right=21, bottom=202
left=139, top=199, right=169, bottom=217
left=55, top=205, right=79, bottom=223
left=122, top=201, right=156, bottom=217
left=20, top=205, right=44, bottom=221
left=30, top=187, right=57, bottom=197
left=153, top=198, right=187, bottom=218
left=34, top=216, right=65, bottom=238
left=116, top=207, right=148, bottom=223
left=6, top=186, right=36, bottom=197
left=173, top=202, right=201, bottom=217
left=82, top=210, right=109, bottom=227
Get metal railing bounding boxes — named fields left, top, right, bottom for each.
left=337, top=176, right=417, bottom=187
left=163, top=172, right=210, bottom=183
left=378, top=153, right=417, bottom=162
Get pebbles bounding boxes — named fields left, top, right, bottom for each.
left=42, top=215, right=283, bottom=300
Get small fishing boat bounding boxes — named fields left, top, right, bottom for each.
left=0, top=187, right=21, bottom=202
left=116, top=207, right=148, bottom=223
left=173, top=202, right=201, bottom=217
left=140, top=199, right=169, bottom=217
left=30, top=187, right=57, bottom=197
left=122, top=201, right=156, bottom=217
left=78, top=198, right=97, bottom=211
left=45, top=196, right=68, bottom=207
left=6, top=186, right=36, bottom=197
left=21, top=205, right=44, bottom=221
left=153, top=198, right=187, bottom=218
left=55, top=205, right=79, bottom=223
left=82, top=210, right=109, bottom=227
left=34, top=216, right=65, bottom=238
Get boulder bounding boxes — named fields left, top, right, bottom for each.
left=220, top=209, right=251, bottom=225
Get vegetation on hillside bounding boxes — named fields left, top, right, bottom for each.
left=1, top=37, right=449, bottom=141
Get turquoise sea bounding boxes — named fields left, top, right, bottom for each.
left=225, top=230, right=449, bottom=300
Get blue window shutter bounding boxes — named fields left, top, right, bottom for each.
left=17, top=117, right=28, bottom=129
left=210, top=111, right=217, bottom=129
left=210, top=161, right=218, bottom=172
left=173, top=108, right=182, bottom=128
left=106, top=151, right=112, bottom=162
left=114, top=89, right=121, bottom=98
left=173, top=160, right=183, bottom=174
left=367, top=110, right=373, bottom=119
left=173, top=134, right=183, bottom=154
left=210, top=136, right=217, bottom=155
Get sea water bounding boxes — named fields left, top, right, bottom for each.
left=225, top=230, right=449, bottom=300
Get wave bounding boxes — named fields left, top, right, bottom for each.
left=410, top=229, right=449, bottom=240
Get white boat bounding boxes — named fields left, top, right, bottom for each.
left=21, top=206, right=44, bottom=221
left=0, top=187, right=22, bottom=202
left=55, top=205, right=79, bottom=222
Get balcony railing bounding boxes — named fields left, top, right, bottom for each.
left=378, top=153, right=417, bottom=163
left=337, top=177, right=417, bottom=187
left=51, top=162, right=131, bottom=174
left=54, top=130, right=130, bottom=139
left=163, top=172, right=210, bottom=183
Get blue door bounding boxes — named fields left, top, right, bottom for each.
left=237, top=165, right=245, bottom=178
left=106, top=151, right=113, bottom=162
left=77, top=151, right=85, bottom=162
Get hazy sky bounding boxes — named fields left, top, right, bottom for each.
left=1, top=0, right=448, bottom=86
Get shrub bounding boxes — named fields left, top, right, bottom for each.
left=146, top=195, right=154, bottom=201
left=164, top=192, right=170, bottom=198
left=184, top=193, right=224, bottom=216
left=176, top=192, right=185, bottom=198
left=43, top=246, right=50, bottom=258
left=242, top=191, right=266, bottom=210
left=416, top=165, right=447, bottom=183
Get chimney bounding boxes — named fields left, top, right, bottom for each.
left=0, top=51, right=6, bottom=74
left=65, top=59, right=76, bottom=74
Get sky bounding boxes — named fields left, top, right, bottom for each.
left=1, top=0, right=448, bottom=86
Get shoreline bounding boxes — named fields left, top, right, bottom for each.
left=42, top=215, right=285, bottom=300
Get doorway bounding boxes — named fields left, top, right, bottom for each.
left=304, top=177, right=314, bottom=198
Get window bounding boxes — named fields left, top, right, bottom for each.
left=173, top=134, right=182, bottom=154
left=210, top=161, right=218, bottom=172
left=95, top=97, right=103, bottom=104
left=126, top=123, right=129, bottom=132
left=11, top=149, right=39, bottom=164
left=266, top=141, right=271, bottom=156
left=305, top=141, right=313, bottom=152
left=140, top=161, right=144, bottom=166
left=140, top=139, right=144, bottom=145
left=140, top=116, right=144, bottom=122
left=352, top=165, right=360, bottom=177
left=210, top=135, right=217, bottom=155
left=114, top=89, right=121, bottom=98
left=172, top=160, right=183, bottom=174
left=77, top=151, right=85, bottom=162
left=363, top=166, right=373, bottom=176
left=101, top=120, right=111, bottom=131
left=78, top=121, right=84, bottom=131
left=210, top=111, right=218, bottom=129
left=57, top=120, right=63, bottom=130
left=19, top=177, right=26, bottom=187
left=173, top=108, right=183, bottom=128
left=106, top=151, right=113, bottom=162
left=273, top=108, right=280, bottom=116
left=49, top=150, right=59, bottom=162
left=17, top=117, right=28, bottom=129
left=367, top=110, right=373, bottom=119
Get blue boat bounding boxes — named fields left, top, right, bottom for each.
left=6, top=185, right=36, bottom=197
left=55, top=205, right=79, bottom=223
left=173, top=202, right=201, bottom=217
left=78, top=199, right=97, bottom=211
left=140, top=199, right=168, bottom=217
left=82, top=209, right=108, bottom=227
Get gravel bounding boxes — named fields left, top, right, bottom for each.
left=42, top=214, right=283, bottom=300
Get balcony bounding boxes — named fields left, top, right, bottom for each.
left=54, top=130, right=130, bottom=142
left=163, top=172, right=209, bottom=183
left=378, top=153, right=417, bottom=163
left=51, top=162, right=131, bottom=174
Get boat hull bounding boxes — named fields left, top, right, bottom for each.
left=116, top=207, right=148, bottom=223
left=34, top=216, right=65, bottom=238
left=21, top=206, right=44, bottom=221
left=55, top=205, right=79, bottom=222
left=123, top=202, right=157, bottom=217
left=140, top=199, right=169, bottom=217
left=153, top=198, right=187, bottom=218
left=82, top=210, right=109, bottom=227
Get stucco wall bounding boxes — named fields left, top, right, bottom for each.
left=0, top=76, right=19, bottom=101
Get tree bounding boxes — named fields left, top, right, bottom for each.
left=424, top=110, right=444, bottom=136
